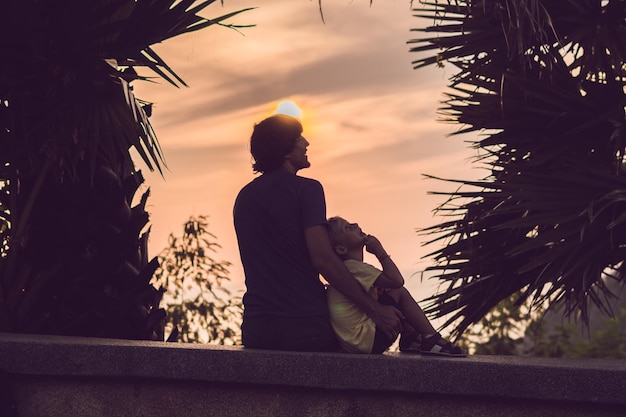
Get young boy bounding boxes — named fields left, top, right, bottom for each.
left=326, top=216, right=466, bottom=356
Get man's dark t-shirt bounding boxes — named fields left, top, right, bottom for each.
left=233, top=170, right=329, bottom=320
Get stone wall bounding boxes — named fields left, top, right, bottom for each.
left=0, top=333, right=625, bottom=417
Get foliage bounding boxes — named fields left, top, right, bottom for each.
left=523, top=316, right=579, bottom=358
left=456, top=293, right=532, bottom=355
left=410, top=0, right=626, bottom=337
left=154, top=215, right=242, bottom=345
left=524, top=307, right=626, bottom=358
left=459, top=293, right=626, bottom=358
left=0, top=0, right=250, bottom=338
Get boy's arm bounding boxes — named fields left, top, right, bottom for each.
left=304, top=225, right=404, bottom=339
left=365, top=235, right=404, bottom=289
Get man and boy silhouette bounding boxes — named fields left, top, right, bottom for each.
left=234, top=114, right=465, bottom=356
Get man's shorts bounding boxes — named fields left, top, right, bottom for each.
left=242, top=314, right=339, bottom=352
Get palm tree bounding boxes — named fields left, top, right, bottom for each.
left=409, top=0, right=626, bottom=337
left=0, top=0, right=250, bottom=339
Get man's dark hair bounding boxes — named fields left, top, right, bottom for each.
left=250, top=114, right=303, bottom=173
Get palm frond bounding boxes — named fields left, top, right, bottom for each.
left=411, top=0, right=626, bottom=337
left=0, top=0, right=252, bottom=338
left=0, top=0, right=253, bottom=178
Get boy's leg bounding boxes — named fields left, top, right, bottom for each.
left=384, top=287, right=437, bottom=335
left=371, top=327, right=396, bottom=354
left=384, top=287, right=467, bottom=356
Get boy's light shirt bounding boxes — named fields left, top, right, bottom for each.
left=327, top=259, right=381, bottom=354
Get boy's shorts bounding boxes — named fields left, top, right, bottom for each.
left=371, top=292, right=401, bottom=354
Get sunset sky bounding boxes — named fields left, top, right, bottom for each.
left=132, top=0, right=482, bottom=302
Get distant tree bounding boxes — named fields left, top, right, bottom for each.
left=524, top=307, right=626, bottom=359
left=522, top=316, right=578, bottom=358
left=456, top=293, right=533, bottom=355
left=154, top=215, right=242, bottom=345
left=411, top=0, right=626, bottom=337
left=0, top=1, right=250, bottom=339
left=458, top=295, right=626, bottom=358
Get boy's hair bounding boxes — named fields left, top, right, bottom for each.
left=250, top=114, right=303, bottom=174
left=327, top=217, right=351, bottom=260
left=327, top=216, right=342, bottom=247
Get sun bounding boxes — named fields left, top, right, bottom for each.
left=273, top=100, right=303, bottom=118
left=267, top=99, right=316, bottom=136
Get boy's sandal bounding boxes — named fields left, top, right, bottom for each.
left=421, top=333, right=467, bottom=357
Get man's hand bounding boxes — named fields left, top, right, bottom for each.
left=369, top=303, right=404, bottom=340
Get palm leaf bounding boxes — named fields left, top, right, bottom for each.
left=0, top=0, right=252, bottom=338
left=411, top=0, right=626, bottom=337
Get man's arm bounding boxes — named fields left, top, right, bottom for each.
left=304, top=225, right=404, bottom=339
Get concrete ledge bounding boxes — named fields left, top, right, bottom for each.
left=1, top=332, right=625, bottom=416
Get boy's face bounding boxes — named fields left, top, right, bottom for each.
left=329, top=217, right=368, bottom=251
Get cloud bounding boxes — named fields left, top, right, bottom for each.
left=132, top=0, right=478, bottom=301
left=135, top=0, right=446, bottom=133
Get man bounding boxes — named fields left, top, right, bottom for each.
left=233, top=114, right=403, bottom=352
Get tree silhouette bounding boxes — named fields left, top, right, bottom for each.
left=0, top=0, right=250, bottom=339
left=153, top=215, right=242, bottom=345
left=410, top=0, right=626, bottom=337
